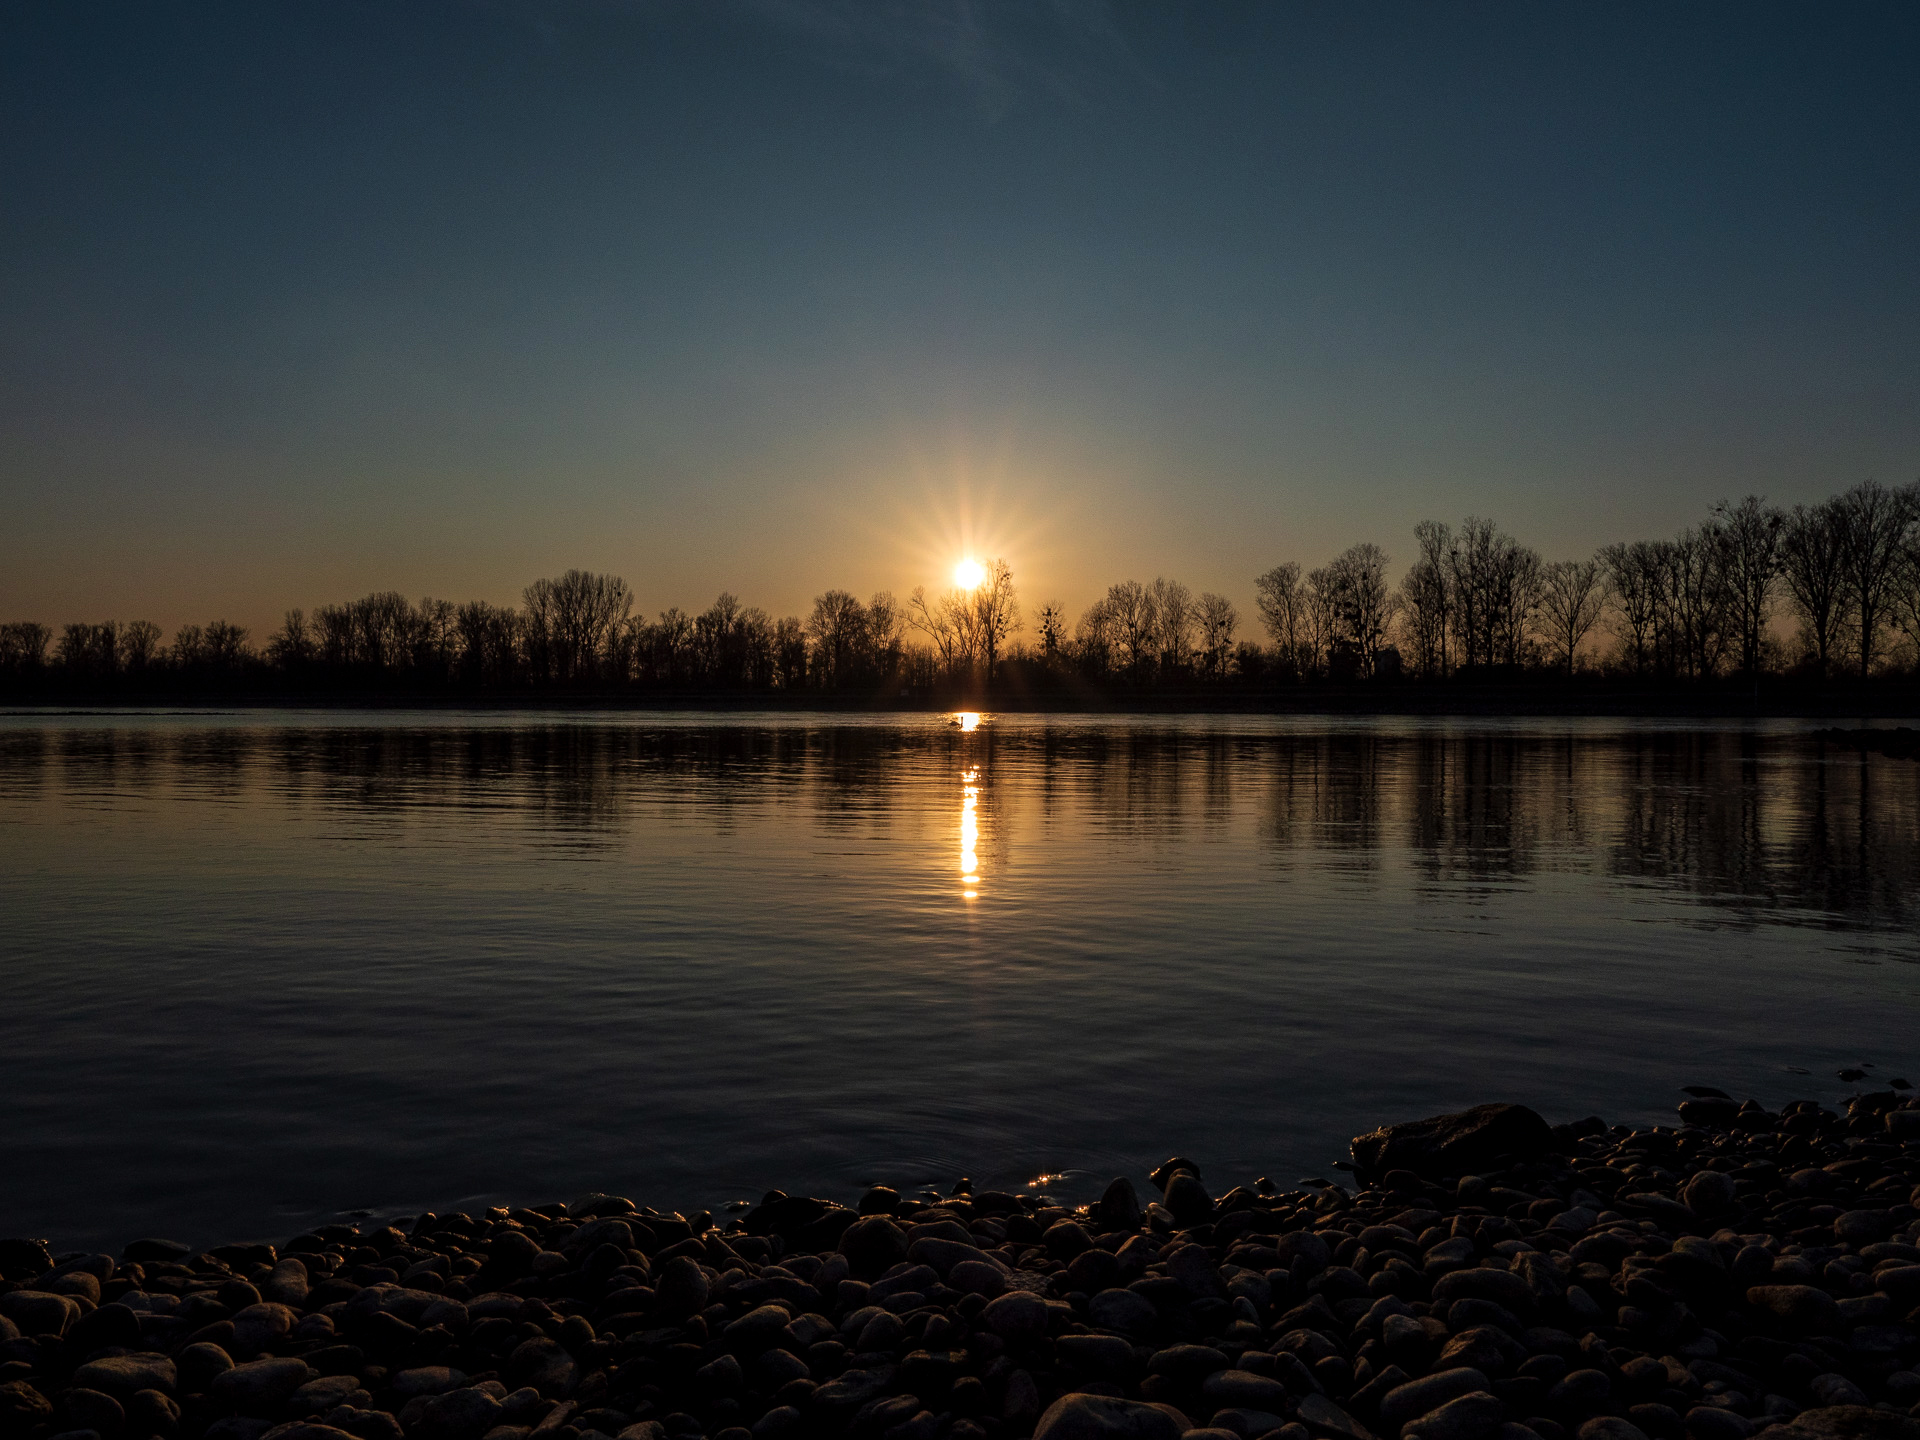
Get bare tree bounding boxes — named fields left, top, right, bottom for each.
left=348, top=592, right=416, bottom=671
left=1325, top=543, right=1394, bottom=675
left=1104, top=580, right=1157, bottom=678
left=1779, top=498, right=1849, bottom=676
left=0, top=622, right=52, bottom=673
left=266, top=611, right=313, bottom=668
left=806, top=589, right=866, bottom=687
left=1834, top=480, right=1915, bottom=679
left=1892, top=483, right=1920, bottom=669
left=523, top=570, right=631, bottom=683
left=1713, top=495, right=1784, bottom=678
left=908, top=586, right=967, bottom=676
left=773, top=616, right=807, bottom=689
left=1537, top=558, right=1608, bottom=677
left=1195, top=593, right=1237, bottom=678
left=1074, top=597, right=1116, bottom=678
left=58, top=622, right=119, bottom=676
left=1035, top=602, right=1067, bottom=661
left=1665, top=526, right=1731, bottom=680
left=970, top=559, right=1021, bottom=679
left=313, top=604, right=354, bottom=666
left=203, top=621, right=251, bottom=669
left=1253, top=563, right=1303, bottom=676
left=171, top=624, right=206, bottom=668
left=455, top=602, right=520, bottom=686
left=1601, top=540, right=1664, bottom=675
left=119, top=620, right=162, bottom=672
left=1398, top=521, right=1453, bottom=678
left=1302, top=566, right=1339, bottom=676
left=1442, top=519, right=1537, bottom=669
left=1147, top=577, right=1193, bottom=675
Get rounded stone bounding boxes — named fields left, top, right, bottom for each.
left=1034, top=1393, right=1187, bottom=1440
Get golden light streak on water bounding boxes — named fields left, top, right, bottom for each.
left=960, top=764, right=981, bottom=895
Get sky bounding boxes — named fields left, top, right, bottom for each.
left=3, top=0, right=1918, bottom=639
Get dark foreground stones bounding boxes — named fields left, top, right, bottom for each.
left=4, top=1096, right=1920, bottom=1440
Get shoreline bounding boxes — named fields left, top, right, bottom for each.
left=4, top=1100, right=1919, bottom=1440
left=4, top=679, right=1920, bottom=723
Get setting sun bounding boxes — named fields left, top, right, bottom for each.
left=953, top=558, right=986, bottom=589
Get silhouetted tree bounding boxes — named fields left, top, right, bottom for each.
left=1398, top=521, right=1453, bottom=678
left=0, top=622, right=51, bottom=674
left=773, top=616, right=807, bottom=690
left=1834, top=480, right=1914, bottom=679
left=1602, top=540, right=1664, bottom=676
left=1103, top=580, right=1155, bottom=679
left=1253, top=563, right=1304, bottom=677
left=1779, top=497, right=1849, bottom=676
left=1196, top=592, right=1237, bottom=678
left=1073, top=596, right=1117, bottom=678
left=1713, top=496, right=1784, bottom=678
left=1035, top=602, right=1067, bottom=661
left=455, top=602, right=520, bottom=686
left=1537, top=558, right=1607, bottom=677
left=970, top=559, right=1021, bottom=680
left=58, top=622, right=119, bottom=677
left=524, top=570, right=631, bottom=683
left=1325, top=543, right=1395, bottom=676
left=267, top=610, right=315, bottom=669
left=1147, top=577, right=1193, bottom=676
left=119, top=620, right=162, bottom=672
left=806, top=589, right=866, bottom=688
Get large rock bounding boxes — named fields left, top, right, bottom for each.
left=1431, top=1270, right=1534, bottom=1315
left=232, top=1303, right=298, bottom=1356
left=0, top=1380, right=53, bottom=1433
left=57, top=1386, right=126, bottom=1437
left=1380, top=1370, right=1491, bottom=1433
left=1351, top=1105, right=1553, bottom=1181
left=1298, top=1394, right=1373, bottom=1440
left=1751, top=1409, right=1920, bottom=1440
left=1403, top=1392, right=1504, bottom=1440
left=0, top=1240, right=54, bottom=1282
left=506, top=1337, right=576, bottom=1397
left=651, top=1257, right=709, bottom=1318
left=838, top=1218, right=908, bottom=1282
left=408, top=1386, right=503, bottom=1440
left=212, top=1358, right=315, bottom=1415
left=0, top=1290, right=76, bottom=1337
left=73, top=1354, right=178, bottom=1396
left=1033, top=1393, right=1187, bottom=1440
left=1096, top=1179, right=1144, bottom=1232
left=1199, top=1372, right=1290, bottom=1412
left=1087, top=1289, right=1159, bottom=1336
left=982, top=1292, right=1050, bottom=1342
left=906, top=1237, right=1007, bottom=1277
left=1744, top=1286, right=1841, bottom=1334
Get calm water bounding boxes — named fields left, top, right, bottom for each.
left=3, top=711, right=1919, bottom=1254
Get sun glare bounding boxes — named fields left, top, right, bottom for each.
left=953, top=558, right=986, bottom=589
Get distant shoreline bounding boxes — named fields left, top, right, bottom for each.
left=3, top=681, right=1919, bottom=721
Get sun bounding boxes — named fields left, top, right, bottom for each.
left=953, top=558, right=986, bottom=589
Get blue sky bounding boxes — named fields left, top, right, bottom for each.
left=3, top=1, right=1916, bottom=635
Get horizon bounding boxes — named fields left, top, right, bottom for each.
left=5, top=3, right=1919, bottom=640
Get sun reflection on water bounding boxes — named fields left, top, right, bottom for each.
left=954, top=711, right=983, bottom=732
left=960, top=765, right=980, bottom=895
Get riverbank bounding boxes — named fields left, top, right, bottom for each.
left=5, top=678, right=1920, bottom=720
left=4, top=1099, right=1919, bottom=1440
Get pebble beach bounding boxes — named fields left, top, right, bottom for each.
left=5, top=1098, right=1920, bottom=1440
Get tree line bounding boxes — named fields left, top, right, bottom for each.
left=4, top=478, right=1918, bottom=698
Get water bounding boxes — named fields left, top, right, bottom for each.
left=2, top=710, right=1918, bottom=1254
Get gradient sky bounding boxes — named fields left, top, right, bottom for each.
left=4, top=1, right=1918, bottom=638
